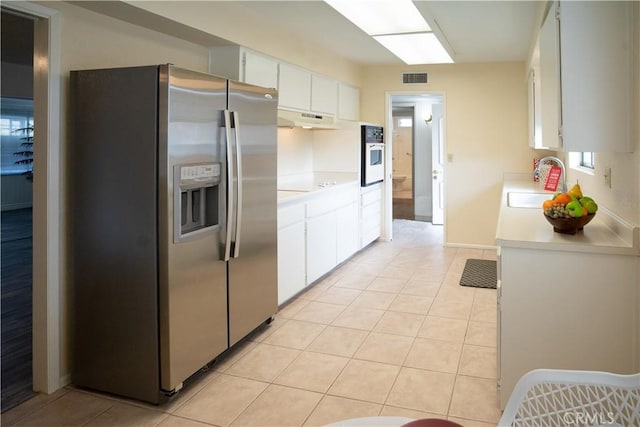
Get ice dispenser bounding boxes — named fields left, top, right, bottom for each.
left=174, top=163, right=221, bottom=242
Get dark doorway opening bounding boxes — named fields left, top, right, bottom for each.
left=1, top=9, right=36, bottom=412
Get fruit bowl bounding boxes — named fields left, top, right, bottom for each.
left=543, top=212, right=596, bottom=234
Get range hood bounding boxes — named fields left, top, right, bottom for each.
left=277, top=109, right=339, bottom=129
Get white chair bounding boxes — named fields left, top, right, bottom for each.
left=499, top=369, right=640, bottom=426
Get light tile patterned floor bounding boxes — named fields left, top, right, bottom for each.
left=2, top=220, right=500, bottom=427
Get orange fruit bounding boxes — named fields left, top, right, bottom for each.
left=542, top=199, right=555, bottom=210
left=553, top=193, right=572, bottom=205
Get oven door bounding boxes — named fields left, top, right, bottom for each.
left=363, top=143, right=384, bottom=186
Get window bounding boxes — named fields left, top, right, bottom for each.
left=398, top=117, right=413, bottom=127
left=580, top=152, right=595, bottom=169
left=1, top=97, right=34, bottom=176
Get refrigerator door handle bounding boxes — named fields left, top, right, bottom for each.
left=232, top=111, right=243, bottom=258
left=223, top=109, right=235, bottom=261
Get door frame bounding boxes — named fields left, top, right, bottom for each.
left=390, top=106, right=415, bottom=220
left=383, top=91, right=447, bottom=243
left=4, top=1, right=62, bottom=394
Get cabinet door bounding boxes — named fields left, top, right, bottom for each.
left=277, top=221, right=306, bottom=305
left=539, top=3, right=562, bottom=150
left=336, top=202, right=359, bottom=264
left=560, top=1, right=634, bottom=152
left=243, top=51, right=278, bottom=89
left=338, top=83, right=360, bottom=121
left=360, top=185, right=382, bottom=248
left=527, top=39, right=543, bottom=149
left=311, top=74, right=338, bottom=115
left=306, top=212, right=337, bottom=285
left=278, top=63, right=311, bottom=111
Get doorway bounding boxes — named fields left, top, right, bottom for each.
left=388, top=93, right=445, bottom=224
left=391, top=107, right=414, bottom=219
left=1, top=8, right=36, bottom=412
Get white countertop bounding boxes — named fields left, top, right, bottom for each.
left=496, top=175, right=639, bottom=256
left=277, top=172, right=359, bottom=205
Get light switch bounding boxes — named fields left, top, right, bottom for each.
left=604, top=167, right=612, bottom=188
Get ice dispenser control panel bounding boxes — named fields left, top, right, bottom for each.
left=181, top=164, right=219, bottom=182
left=174, top=163, right=221, bottom=242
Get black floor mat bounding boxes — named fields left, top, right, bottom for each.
left=459, top=259, right=497, bottom=289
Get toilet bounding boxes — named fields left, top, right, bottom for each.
left=392, top=175, right=406, bottom=191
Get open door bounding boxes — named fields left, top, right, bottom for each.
left=431, top=114, right=444, bottom=225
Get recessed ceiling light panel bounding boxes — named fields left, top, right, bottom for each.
left=325, top=0, right=431, bottom=35
left=374, top=33, right=454, bottom=65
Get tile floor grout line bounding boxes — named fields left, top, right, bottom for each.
left=4, top=221, right=501, bottom=426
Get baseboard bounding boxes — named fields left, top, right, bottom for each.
left=446, top=242, right=497, bottom=250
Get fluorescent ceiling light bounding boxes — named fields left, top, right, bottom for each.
left=374, top=33, right=454, bottom=65
left=325, top=0, right=430, bottom=35
left=324, top=0, right=454, bottom=65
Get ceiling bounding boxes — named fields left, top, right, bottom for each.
left=2, top=1, right=541, bottom=67
left=231, top=1, right=541, bottom=65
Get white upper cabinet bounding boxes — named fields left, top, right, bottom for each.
left=208, top=46, right=278, bottom=89
left=278, top=63, right=312, bottom=112
left=311, top=74, right=338, bottom=115
left=210, top=45, right=361, bottom=120
left=538, top=6, right=562, bottom=150
left=536, top=2, right=635, bottom=153
left=528, top=39, right=543, bottom=149
left=243, top=50, right=278, bottom=89
left=559, top=1, right=635, bottom=153
left=338, top=83, right=360, bottom=121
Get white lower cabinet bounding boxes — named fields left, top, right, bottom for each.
left=336, top=202, right=359, bottom=264
left=277, top=222, right=305, bottom=305
left=498, top=245, right=639, bottom=408
left=277, top=183, right=361, bottom=304
left=277, top=203, right=306, bottom=305
left=360, top=184, right=382, bottom=248
left=306, top=211, right=337, bottom=285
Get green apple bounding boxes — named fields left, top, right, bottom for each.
left=579, top=196, right=598, bottom=214
left=566, top=194, right=584, bottom=217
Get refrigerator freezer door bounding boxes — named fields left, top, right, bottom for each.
left=70, top=66, right=162, bottom=403
left=227, top=81, right=279, bottom=346
left=158, top=66, right=229, bottom=391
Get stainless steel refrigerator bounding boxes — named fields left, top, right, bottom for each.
left=69, top=65, right=278, bottom=404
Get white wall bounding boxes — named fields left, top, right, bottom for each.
left=277, top=127, right=313, bottom=178
left=277, top=124, right=360, bottom=180
left=31, top=0, right=211, bottom=384
left=312, top=122, right=360, bottom=174
left=361, top=62, right=533, bottom=247
left=122, top=1, right=361, bottom=87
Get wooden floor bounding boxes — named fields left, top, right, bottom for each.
left=393, top=198, right=414, bottom=220
left=1, top=208, right=35, bottom=412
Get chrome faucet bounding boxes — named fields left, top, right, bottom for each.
left=534, top=156, right=566, bottom=192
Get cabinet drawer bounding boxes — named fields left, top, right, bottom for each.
left=278, top=203, right=305, bottom=229
left=361, top=225, right=380, bottom=246
left=307, top=186, right=358, bottom=218
left=361, top=203, right=381, bottom=220
left=334, top=187, right=358, bottom=207
left=361, top=188, right=382, bottom=206
left=307, top=195, right=335, bottom=218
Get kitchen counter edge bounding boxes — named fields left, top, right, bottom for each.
left=496, top=177, right=640, bottom=256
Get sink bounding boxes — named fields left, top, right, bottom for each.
left=507, top=192, right=553, bottom=208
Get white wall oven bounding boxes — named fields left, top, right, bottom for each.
left=361, top=125, right=384, bottom=186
